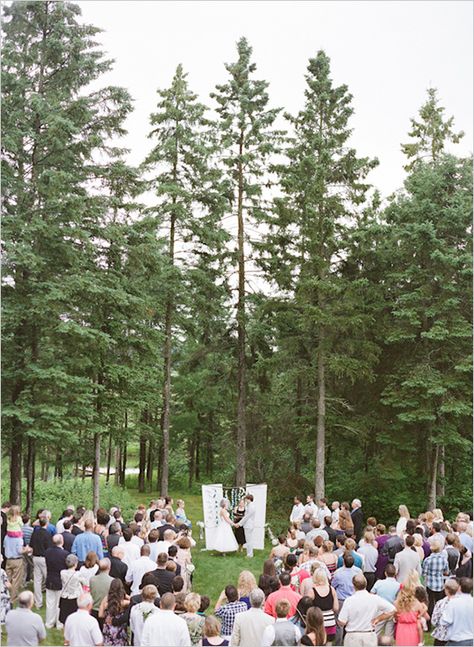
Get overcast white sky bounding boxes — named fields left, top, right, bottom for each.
left=79, top=1, right=473, bottom=198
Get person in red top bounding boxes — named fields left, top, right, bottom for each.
left=285, top=553, right=311, bottom=592
left=264, top=572, right=302, bottom=618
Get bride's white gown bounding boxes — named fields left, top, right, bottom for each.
left=212, top=508, right=239, bottom=553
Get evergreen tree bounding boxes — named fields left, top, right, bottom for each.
left=211, top=37, right=282, bottom=486
left=1, top=1, right=133, bottom=506
left=380, top=153, right=472, bottom=509
left=401, top=88, right=464, bottom=171
left=143, top=65, right=226, bottom=495
left=263, top=51, right=377, bottom=498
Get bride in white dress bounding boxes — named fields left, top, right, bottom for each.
left=212, top=499, right=239, bottom=554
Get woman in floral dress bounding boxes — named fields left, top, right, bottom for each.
left=181, top=593, right=205, bottom=647
left=99, top=578, right=130, bottom=646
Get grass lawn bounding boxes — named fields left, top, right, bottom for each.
left=1, top=484, right=434, bottom=646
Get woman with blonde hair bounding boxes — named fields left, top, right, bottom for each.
left=319, top=541, right=338, bottom=577
left=300, top=566, right=327, bottom=598
left=309, top=570, right=338, bottom=642
left=297, top=541, right=312, bottom=566
left=202, top=615, right=227, bottom=646
left=432, top=508, right=444, bottom=522
left=181, top=592, right=205, bottom=646
left=413, top=534, right=425, bottom=562
left=396, top=505, right=410, bottom=537
left=394, top=585, right=425, bottom=646
left=237, top=570, right=257, bottom=608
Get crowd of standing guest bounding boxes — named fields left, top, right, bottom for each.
left=0, top=495, right=473, bottom=647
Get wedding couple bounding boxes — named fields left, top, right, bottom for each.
left=212, top=494, right=256, bottom=557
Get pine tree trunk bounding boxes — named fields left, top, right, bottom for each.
left=138, top=430, right=147, bottom=493
left=295, top=376, right=303, bottom=474
left=195, top=431, right=200, bottom=481
left=236, top=133, right=247, bottom=488
left=146, top=440, right=153, bottom=492
left=106, top=431, right=112, bottom=484
left=315, top=334, right=326, bottom=500
left=188, top=437, right=196, bottom=489
left=55, top=452, right=63, bottom=480
left=428, top=444, right=439, bottom=510
left=160, top=185, right=176, bottom=496
left=92, top=433, right=100, bottom=512
left=114, top=444, right=121, bottom=486
left=156, top=442, right=163, bottom=493
left=437, top=445, right=445, bottom=497
left=121, top=439, right=127, bottom=487
left=206, top=414, right=214, bottom=477
left=26, top=438, right=35, bottom=515
left=10, top=433, right=22, bottom=505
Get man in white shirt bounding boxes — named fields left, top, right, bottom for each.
left=289, top=496, right=305, bottom=523
left=151, top=510, right=165, bottom=529
left=55, top=508, right=74, bottom=534
left=153, top=528, right=176, bottom=557
left=141, top=592, right=191, bottom=646
left=393, top=535, right=421, bottom=583
left=338, top=575, right=395, bottom=646
left=125, top=545, right=157, bottom=595
left=231, top=587, right=274, bottom=647
left=64, top=593, right=103, bottom=647
left=118, top=528, right=141, bottom=569
left=304, top=495, right=318, bottom=517
left=317, top=498, right=331, bottom=526
left=130, top=584, right=159, bottom=646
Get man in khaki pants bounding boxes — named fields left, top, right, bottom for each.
left=29, top=517, right=53, bottom=608
left=4, top=540, right=26, bottom=605
left=337, top=574, right=395, bottom=647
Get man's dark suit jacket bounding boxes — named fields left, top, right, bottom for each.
left=110, top=556, right=128, bottom=582
left=62, top=531, right=75, bottom=552
left=150, top=567, right=175, bottom=595
left=45, top=546, right=69, bottom=590
left=351, top=507, right=364, bottom=542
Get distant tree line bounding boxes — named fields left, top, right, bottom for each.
left=2, top=1, right=472, bottom=519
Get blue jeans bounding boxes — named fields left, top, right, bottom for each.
left=447, top=641, right=473, bottom=646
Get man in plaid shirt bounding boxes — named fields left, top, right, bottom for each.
left=215, top=585, right=247, bottom=638
left=422, top=540, right=449, bottom=619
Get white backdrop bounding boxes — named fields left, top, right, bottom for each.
left=201, top=483, right=267, bottom=551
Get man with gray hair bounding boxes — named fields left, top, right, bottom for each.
left=338, top=574, right=395, bottom=646
left=5, top=590, right=46, bottom=646
left=90, top=558, right=113, bottom=624
left=351, top=499, right=364, bottom=543
left=230, top=587, right=274, bottom=647
left=64, top=593, right=103, bottom=646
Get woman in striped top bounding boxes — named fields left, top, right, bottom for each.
left=311, top=570, right=338, bottom=643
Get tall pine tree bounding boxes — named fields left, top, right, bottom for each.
left=263, top=51, right=377, bottom=498
left=143, top=65, right=226, bottom=495
left=1, top=1, right=133, bottom=505
left=211, top=38, right=282, bottom=486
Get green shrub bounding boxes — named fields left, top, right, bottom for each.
left=20, top=478, right=136, bottom=522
